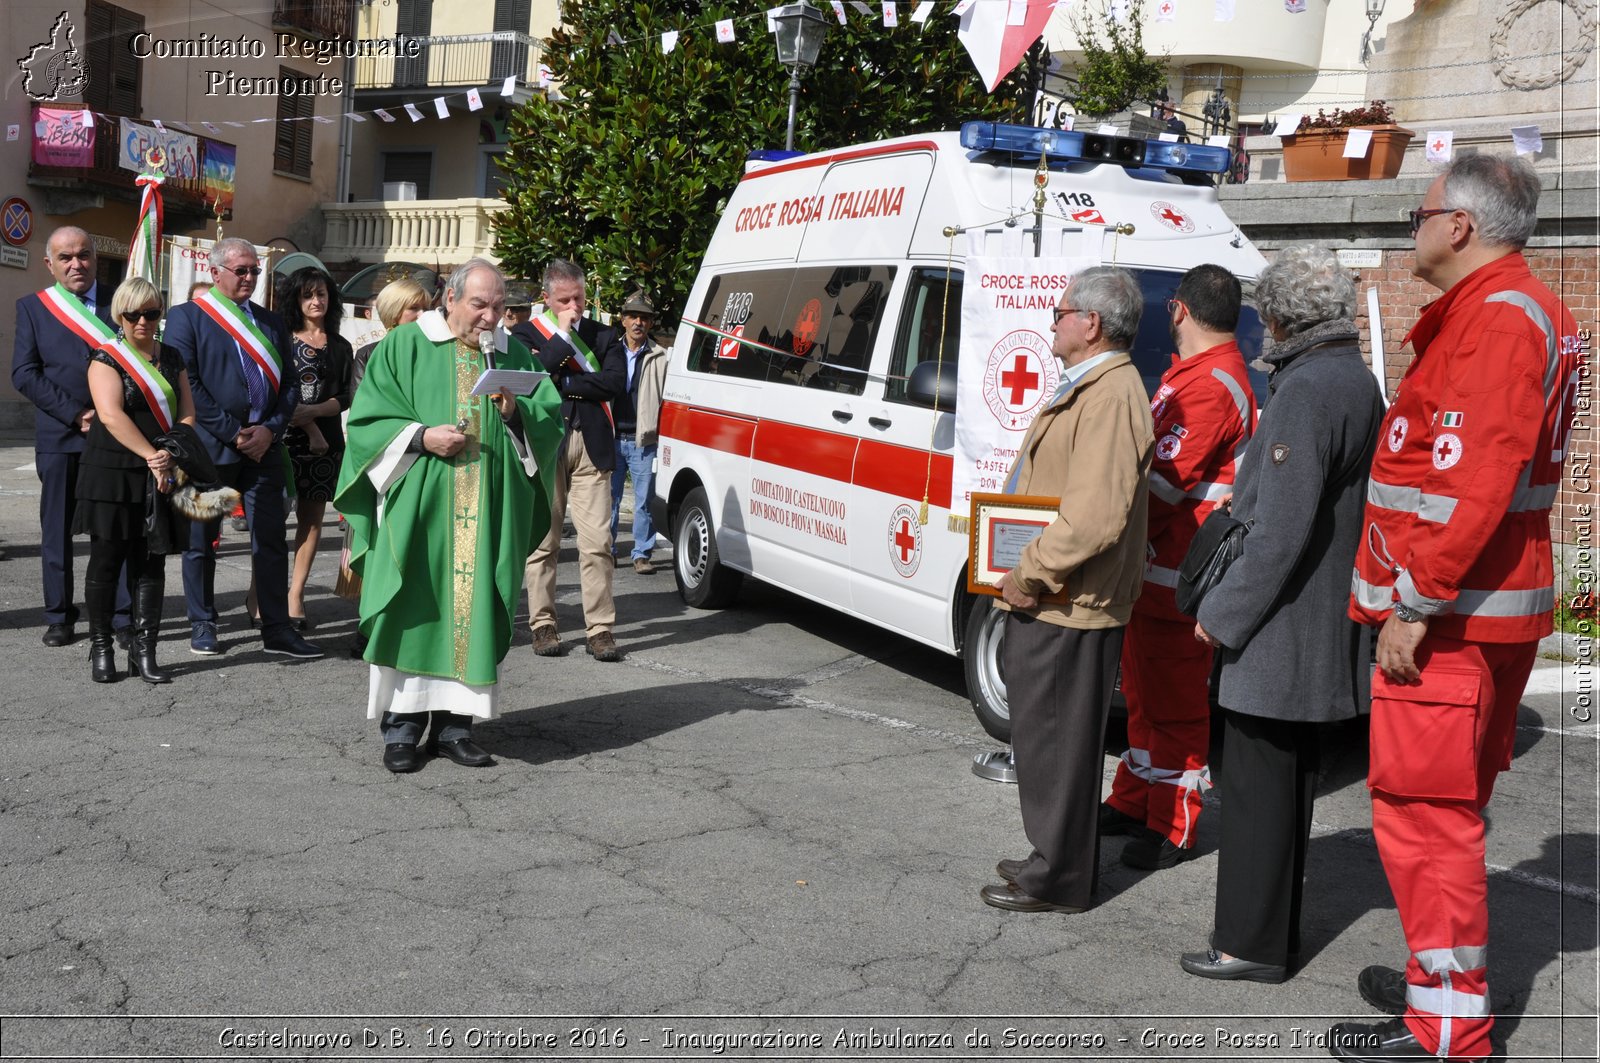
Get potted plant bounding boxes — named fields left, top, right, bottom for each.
left=1067, top=0, right=1170, bottom=135
left=1280, top=100, right=1415, bottom=182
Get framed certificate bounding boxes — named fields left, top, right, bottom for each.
left=967, top=493, right=1068, bottom=601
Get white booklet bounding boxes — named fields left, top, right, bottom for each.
left=470, top=368, right=549, bottom=397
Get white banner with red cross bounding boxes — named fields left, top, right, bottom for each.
left=953, top=253, right=1101, bottom=508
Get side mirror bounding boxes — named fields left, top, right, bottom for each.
left=906, top=360, right=958, bottom=412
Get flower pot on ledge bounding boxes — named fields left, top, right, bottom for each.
left=1280, top=125, right=1416, bottom=181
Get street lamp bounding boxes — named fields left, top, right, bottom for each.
left=773, top=1, right=830, bottom=152
left=1360, top=0, right=1385, bottom=66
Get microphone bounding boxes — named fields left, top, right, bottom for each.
left=479, top=328, right=495, bottom=370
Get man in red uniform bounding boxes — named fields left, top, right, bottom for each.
left=1331, top=155, right=1582, bottom=1062
left=1105, top=264, right=1256, bottom=869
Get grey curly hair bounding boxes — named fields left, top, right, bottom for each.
left=1254, top=245, right=1358, bottom=336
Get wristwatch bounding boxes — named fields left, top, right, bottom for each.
left=1392, top=601, right=1426, bottom=624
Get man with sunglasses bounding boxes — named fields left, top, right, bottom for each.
left=1333, top=155, right=1582, bottom=1062
left=166, top=237, right=324, bottom=660
left=11, top=226, right=131, bottom=647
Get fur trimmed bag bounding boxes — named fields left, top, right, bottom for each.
left=152, top=424, right=241, bottom=522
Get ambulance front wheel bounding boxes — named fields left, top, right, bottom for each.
left=963, top=596, right=1011, bottom=743
left=674, top=486, right=743, bottom=609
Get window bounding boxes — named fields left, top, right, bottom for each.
left=393, top=0, right=432, bottom=87
left=381, top=151, right=433, bottom=199
left=685, top=266, right=897, bottom=397
left=273, top=68, right=314, bottom=178
left=887, top=269, right=962, bottom=405
left=490, top=0, right=532, bottom=82
left=84, top=1, right=142, bottom=116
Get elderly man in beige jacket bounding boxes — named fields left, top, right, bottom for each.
left=985, top=266, right=1156, bottom=915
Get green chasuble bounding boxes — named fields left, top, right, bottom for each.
left=335, top=312, right=564, bottom=687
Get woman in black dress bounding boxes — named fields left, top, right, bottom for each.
left=281, top=267, right=353, bottom=627
left=76, top=277, right=197, bottom=683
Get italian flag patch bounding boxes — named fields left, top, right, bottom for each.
left=1441, top=411, right=1464, bottom=427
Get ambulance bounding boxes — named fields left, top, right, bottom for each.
left=651, top=121, right=1268, bottom=741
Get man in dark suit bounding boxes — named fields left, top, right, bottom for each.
left=523, top=258, right=627, bottom=662
left=165, top=236, right=323, bottom=659
left=11, top=226, right=130, bottom=646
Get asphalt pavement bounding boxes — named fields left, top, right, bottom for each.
left=0, top=433, right=1594, bottom=1062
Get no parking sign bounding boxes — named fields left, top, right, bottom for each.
left=2, top=197, right=33, bottom=247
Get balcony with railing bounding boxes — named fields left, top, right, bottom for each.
left=273, top=0, right=357, bottom=40
left=354, top=33, right=544, bottom=93
left=321, top=199, right=510, bottom=267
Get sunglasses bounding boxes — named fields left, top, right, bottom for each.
left=1408, top=207, right=1459, bottom=235
left=121, top=308, right=162, bottom=323
left=223, top=265, right=264, bottom=278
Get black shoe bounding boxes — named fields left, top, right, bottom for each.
left=263, top=630, right=326, bottom=659
left=996, top=858, right=1027, bottom=884
left=1357, top=965, right=1408, bottom=1016
left=1178, top=949, right=1287, bottom=984
left=979, top=880, right=1086, bottom=914
left=1121, top=830, right=1197, bottom=870
left=42, top=623, right=74, bottom=647
left=1328, top=1017, right=1442, bottom=1061
left=428, top=736, right=493, bottom=767
left=190, top=621, right=221, bottom=655
left=1098, top=802, right=1143, bottom=836
left=383, top=743, right=421, bottom=773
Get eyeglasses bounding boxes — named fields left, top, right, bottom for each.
left=1053, top=307, right=1092, bottom=324
left=223, top=265, right=264, bottom=278
left=1408, top=207, right=1460, bottom=235
left=121, top=308, right=162, bottom=323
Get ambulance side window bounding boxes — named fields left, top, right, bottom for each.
left=685, top=272, right=778, bottom=383
left=886, top=269, right=962, bottom=405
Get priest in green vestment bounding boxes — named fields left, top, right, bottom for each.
left=335, top=258, right=564, bottom=773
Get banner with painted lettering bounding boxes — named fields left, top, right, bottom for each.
left=953, top=254, right=1101, bottom=508
left=203, top=142, right=236, bottom=213
left=166, top=236, right=270, bottom=308
left=31, top=106, right=94, bottom=167
left=119, top=118, right=199, bottom=180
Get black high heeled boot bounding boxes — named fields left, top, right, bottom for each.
left=129, top=577, right=172, bottom=684
left=85, top=577, right=119, bottom=683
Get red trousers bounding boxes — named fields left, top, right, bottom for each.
left=1107, top=609, right=1213, bottom=847
left=1368, top=634, right=1537, bottom=1061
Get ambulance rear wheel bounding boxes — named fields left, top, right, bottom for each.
left=674, top=486, right=742, bottom=609
left=963, top=596, right=1011, bottom=743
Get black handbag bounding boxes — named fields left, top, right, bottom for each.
left=1174, top=509, right=1252, bottom=617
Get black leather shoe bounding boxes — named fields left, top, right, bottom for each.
left=42, top=623, right=73, bottom=647
left=428, top=736, right=493, bottom=767
left=1098, top=802, right=1142, bottom=836
left=263, top=630, right=326, bottom=659
left=383, top=743, right=421, bottom=773
left=1179, top=949, right=1287, bottom=984
left=1358, top=964, right=1407, bottom=1016
left=979, top=880, right=1086, bottom=914
left=1121, top=831, right=1197, bottom=870
left=996, top=858, right=1027, bottom=884
left=1328, top=1018, right=1442, bottom=1061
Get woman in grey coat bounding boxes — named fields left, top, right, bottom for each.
left=1179, top=245, right=1384, bottom=984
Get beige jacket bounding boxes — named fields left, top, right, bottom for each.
left=632, top=343, right=669, bottom=447
left=998, top=352, right=1155, bottom=629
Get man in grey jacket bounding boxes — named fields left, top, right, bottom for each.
left=609, top=291, right=670, bottom=574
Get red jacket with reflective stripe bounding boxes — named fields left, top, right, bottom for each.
left=1140, top=340, right=1257, bottom=620
left=1349, top=254, right=1581, bottom=642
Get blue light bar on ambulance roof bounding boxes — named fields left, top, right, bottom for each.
left=960, top=121, right=1231, bottom=176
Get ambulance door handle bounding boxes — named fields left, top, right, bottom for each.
left=832, top=409, right=854, bottom=423
left=868, top=416, right=892, bottom=430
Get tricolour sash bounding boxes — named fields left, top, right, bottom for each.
left=37, top=284, right=116, bottom=347
left=532, top=311, right=612, bottom=428
left=97, top=340, right=176, bottom=433
left=195, top=289, right=283, bottom=391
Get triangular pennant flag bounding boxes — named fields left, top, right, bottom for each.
left=1206, top=133, right=1230, bottom=147
left=466, top=87, right=483, bottom=111
left=202, top=121, right=220, bottom=133
left=1510, top=124, right=1543, bottom=154
left=1273, top=113, right=1303, bottom=136
left=770, top=7, right=786, bottom=32
left=153, top=119, right=165, bottom=132
left=81, top=109, right=95, bottom=128
left=662, top=30, right=679, bottom=53
left=1285, top=0, right=1307, bottom=11
left=830, top=1, right=847, bottom=23
left=716, top=18, right=736, bottom=42
left=606, top=29, right=623, bottom=47
left=884, top=2, right=899, bottom=26
left=313, top=115, right=334, bottom=124
left=1008, top=0, right=1030, bottom=25
left=345, top=112, right=367, bottom=123
left=1155, top=0, right=1176, bottom=22
left=537, top=63, right=552, bottom=85
left=1424, top=130, right=1453, bottom=162
left=1342, top=127, right=1373, bottom=159
left=953, top=0, right=978, bottom=14
left=432, top=97, right=449, bottom=119
left=911, top=1, right=935, bottom=23
left=850, top=1, right=873, bottom=14
left=1214, top=0, right=1234, bottom=20
left=224, top=121, right=245, bottom=128
left=403, top=103, right=424, bottom=122
left=958, top=0, right=1054, bottom=91
left=374, top=108, right=396, bottom=123
left=501, top=74, right=517, bottom=97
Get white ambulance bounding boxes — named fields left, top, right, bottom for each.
left=651, top=121, right=1268, bottom=741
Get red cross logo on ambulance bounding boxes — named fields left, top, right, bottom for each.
left=1150, top=201, right=1194, bottom=233
left=982, top=330, right=1060, bottom=430
left=1433, top=432, right=1463, bottom=470
left=887, top=503, right=923, bottom=578
left=1387, top=416, right=1408, bottom=453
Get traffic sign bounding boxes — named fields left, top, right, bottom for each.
left=2, top=197, right=34, bottom=246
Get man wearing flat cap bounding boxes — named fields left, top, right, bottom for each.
left=502, top=285, right=538, bottom=349
left=610, top=291, right=670, bottom=574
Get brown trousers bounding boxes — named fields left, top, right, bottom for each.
left=525, top=431, right=615, bottom=636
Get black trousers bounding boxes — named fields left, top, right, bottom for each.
left=1004, top=613, right=1123, bottom=909
left=1213, top=708, right=1321, bottom=967
left=86, top=534, right=159, bottom=592
left=181, top=450, right=290, bottom=635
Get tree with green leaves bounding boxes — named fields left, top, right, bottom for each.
left=1067, top=0, right=1168, bottom=117
left=496, top=1, right=1029, bottom=318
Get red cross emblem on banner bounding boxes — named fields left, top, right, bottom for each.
left=999, top=353, right=1040, bottom=405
